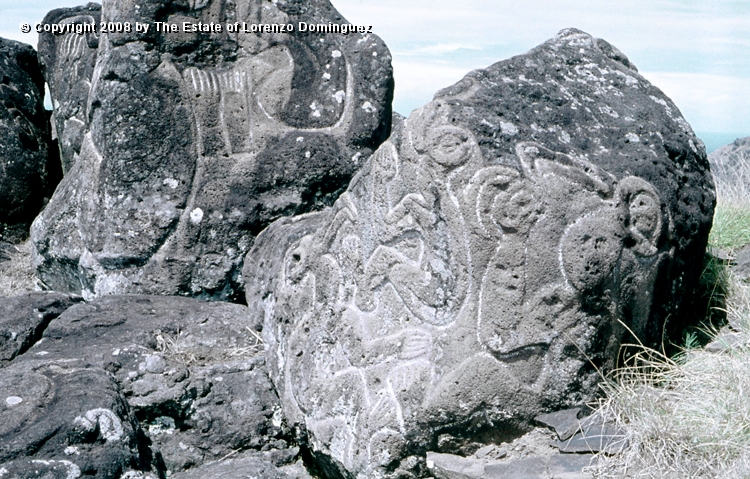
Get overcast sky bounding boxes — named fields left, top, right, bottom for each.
left=2, top=0, right=748, bottom=152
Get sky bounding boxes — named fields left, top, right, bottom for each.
left=2, top=0, right=748, bottom=152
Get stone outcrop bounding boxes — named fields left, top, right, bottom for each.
left=708, top=136, right=750, bottom=197
left=427, top=449, right=596, bottom=479
left=170, top=453, right=312, bottom=479
left=32, top=0, right=394, bottom=301
left=0, top=360, right=149, bottom=479
left=243, top=28, right=714, bottom=478
left=0, top=38, right=57, bottom=243
left=0, top=294, right=305, bottom=478
left=37, top=3, right=102, bottom=174
left=0, top=291, right=82, bottom=365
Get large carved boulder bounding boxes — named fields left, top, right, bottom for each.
left=32, top=0, right=393, bottom=300
left=243, top=29, right=714, bottom=478
left=0, top=38, right=56, bottom=243
left=37, top=3, right=102, bottom=174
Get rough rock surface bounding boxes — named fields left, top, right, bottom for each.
left=427, top=450, right=595, bottom=479
left=0, top=38, right=56, bottom=243
left=0, top=294, right=307, bottom=478
left=37, top=3, right=102, bottom=174
left=243, top=28, right=714, bottom=478
left=734, top=244, right=750, bottom=282
left=32, top=0, right=394, bottom=301
left=0, top=291, right=82, bottom=365
left=169, top=453, right=309, bottom=479
left=0, top=360, right=150, bottom=478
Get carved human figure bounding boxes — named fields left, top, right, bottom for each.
left=267, top=126, right=672, bottom=476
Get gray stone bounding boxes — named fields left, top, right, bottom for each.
left=707, top=246, right=732, bottom=262
left=427, top=452, right=486, bottom=479
left=0, top=291, right=81, bottom=365
left=169, top=452, right=296, bottom=479
left=708, top=136, right=750, bottom=197
left=705, top=326, right=746, bottom=352
left=554, top=419, right=627, bottom=454
left=0, top=360, right=150, bottom=478
left=733, top=244, right=750, bottom=281
left=426, top=451, right=595, bottom=479
left=20, top=295, right=294, bottom=475
left=0, top=38, right=56, bottom=243
left=243, top=28, right=712, bottom=478
left=535, top=408, right=582, bottom=441
left=37, top=3, right=101, bottom=174
left=32, top=0, right=394, bottom=301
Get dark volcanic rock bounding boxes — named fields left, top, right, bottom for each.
left=0, top=38, right=56, bottom=243
left=12, top=295, right=296, bottom=476
left=243, top=28, right=714, bottom=478
left=0, top=291, right=82, bottom=365
left=0, top=361, right=150, bottom=478
left=37, top=3, right=102, bottom=174
left=32, top=0, right=394, bottom=301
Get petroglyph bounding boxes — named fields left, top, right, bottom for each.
left=32, top=0, right=393, bottom=300
left=245, top=61, right=692, bottom=475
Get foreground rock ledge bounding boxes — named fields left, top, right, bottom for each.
left=32, top=0, right=394, bottom=301
left=0, top=294, right=310, bottom=478
left=244, top=28, right=714, bottom=478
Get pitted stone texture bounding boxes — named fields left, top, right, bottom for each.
left=0, top=291, right=82, bottom=366
left=20, top=295, right=293, bottom=475
left=37, top=3, right=101, bottom=174
left=0, top=361, right=148, bottom=478
left=0, top=38, right=56, bottom=243
left=243, top=28, right=714, bottom=478
left=32, top=0, right=394, bottom=301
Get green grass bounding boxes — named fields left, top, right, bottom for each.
left=708, top=202, right=750, bottom=254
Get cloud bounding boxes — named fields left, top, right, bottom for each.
left=391, top=60, right=471, bottom=115
left=641, top=72, right=750, bottom=134
left=397, top=43, right=483, bottom=56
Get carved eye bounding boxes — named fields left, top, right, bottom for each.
left=427, top=127, right=472, bottom=166
left=491, top=183, right=541, bottom=231
left=629, top=193, right=659, bottom=239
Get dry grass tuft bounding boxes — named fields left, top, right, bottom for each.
left=155, top=327, right=264, bottom=366
left=709, top=203, right=750, bottom=255
left=0, top=239, right=38, bottom=297
left=712, top=149, right=750, bottom=204
left=589, top=151, right=750, bottom=478
left=591, top=277, right=750, bottom=478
